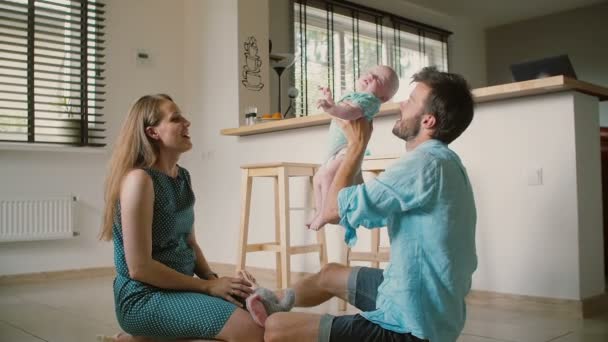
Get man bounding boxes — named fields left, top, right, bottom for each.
left=264, top=67, right=477, bottom=342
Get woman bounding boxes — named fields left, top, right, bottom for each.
left=100, top=94, right=263, bottom=341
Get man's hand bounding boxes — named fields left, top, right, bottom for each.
left=337, top=117, right=373, bottom=149
left=317, top=118, right=373, bottom=228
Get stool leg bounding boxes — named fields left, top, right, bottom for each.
left=371, top=229, right=380, bottom=269
left=273, top=176, right=282, bottom=289
left=310, top=171, right=328, bottom=267
left=278, top=167, right=291, bottom=288
left=339, top=245, right=350, bottom=311
left=236, top=169, right=252, bottom=273
left=316, top=232, right=328, bottom=266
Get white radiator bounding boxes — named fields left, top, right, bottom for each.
left=0, top=196, right=78, bottom=242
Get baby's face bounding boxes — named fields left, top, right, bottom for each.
left=356, top=67, right=396, bottom=102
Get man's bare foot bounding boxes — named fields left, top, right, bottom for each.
left=245, top=293, right=269, bottom=327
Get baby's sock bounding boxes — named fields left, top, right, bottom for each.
left=246, top=287, right=295, bottom=327
left=256, top=287, right=295, bottom=312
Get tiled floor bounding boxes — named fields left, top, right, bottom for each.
left=0, top=274, right=607, bottom=342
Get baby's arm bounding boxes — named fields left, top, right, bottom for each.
left=317, top=87, right=364, bottom=120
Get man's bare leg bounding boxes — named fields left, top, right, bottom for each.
left=264, top=263, right=352, bottom=341
left=215, top=307, right=264, bottom=342
left=292, top=262, right=351, bottom=307
left=239, top=270, right=295, bottom=326
left=263, top=262, right=354, bottom=341
left=97, top=334, right=215, bottom=342
left=264, top=312, right=323, bottom=342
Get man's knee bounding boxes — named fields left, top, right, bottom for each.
left=318, top=262, right=349, bottom=291
left=264, top=313, right=289, bottom=342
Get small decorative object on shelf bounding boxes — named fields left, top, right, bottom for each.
left=244, top=106, right=258, bottom=126
left=245, top=113, right=257, bottom=126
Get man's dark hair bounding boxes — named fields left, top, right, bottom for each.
left=412, top=67, right=474, bottom=144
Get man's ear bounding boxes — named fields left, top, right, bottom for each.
left=421, top=113, right=436, bottom=129
left=145, top=126, right=159, bottom=140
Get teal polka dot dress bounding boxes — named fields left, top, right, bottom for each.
left=112, top=166, right=237, bottom=339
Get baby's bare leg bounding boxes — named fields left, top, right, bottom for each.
left=306, top=165, right=326, bottom=227
left=309, top=154, right=345, bottom=231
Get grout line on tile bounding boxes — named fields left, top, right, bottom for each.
left=545, top=331, right=574, bottom=342
left=13, top=295, right=117, bottom=328
left=461, top=332, right=517, bottom=342
left=0, top=319, right=48, bottom=342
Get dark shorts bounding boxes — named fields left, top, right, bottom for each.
left=318, top=266, right=427, bottom=342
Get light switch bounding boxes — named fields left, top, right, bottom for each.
left=527, top=167, right=543, bottom=186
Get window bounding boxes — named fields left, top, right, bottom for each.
left=0, top=0, right=106, bottom=146
left=294, top=0, right=449, bottom=116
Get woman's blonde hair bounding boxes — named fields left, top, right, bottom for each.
left=99, top=94, right=173, bottom=241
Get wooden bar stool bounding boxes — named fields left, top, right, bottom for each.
left=236, top=162, right=328, bottom=289
left=340, top=154, right=399, bottom=311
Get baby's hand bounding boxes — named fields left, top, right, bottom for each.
left=316, top=98, right=333, bottom=111
left=317, top=86, right=335, bottom=111
left=318, top=86, right=333, bottom=100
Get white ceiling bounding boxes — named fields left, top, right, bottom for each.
left=401, top=0, right=607, bottom=27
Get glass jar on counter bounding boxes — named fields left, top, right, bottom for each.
left=244, top=106, right=257, bottom=126
left=245, top=112, right=257, bottom=126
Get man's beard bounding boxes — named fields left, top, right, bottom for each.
left=392, top=114, right=422, bottom=141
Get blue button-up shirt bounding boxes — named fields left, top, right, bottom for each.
left=338, top=139, right=477, bottom=342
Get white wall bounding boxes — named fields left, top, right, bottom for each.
left=451, top=92, right=604, bottom=299
left=486, top=2, right=608, bottom=125
left=0, top=0, right=185, bottom=275
left=573, top=93, right=605, bottom=298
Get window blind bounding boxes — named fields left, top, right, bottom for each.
left=0, top=0, right=106, bottom=146
left=294, top=0, right=450, bottom=116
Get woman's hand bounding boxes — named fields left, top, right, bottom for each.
left=205, top=276, right=253, bottom=307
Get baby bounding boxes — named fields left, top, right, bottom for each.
left=307, top=65, right=399, bottom=231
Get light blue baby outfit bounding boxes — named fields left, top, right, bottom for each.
left=337, top=140, right=478, bottom=342
left=326, top=92, right=381, bottom=162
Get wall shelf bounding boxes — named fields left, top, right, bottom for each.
left=220, top=102, right=400, bottom=137
left=221, top=76, right=608, bottom=137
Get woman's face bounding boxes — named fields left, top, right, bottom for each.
left=146, top=100, right=192, bottom=153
